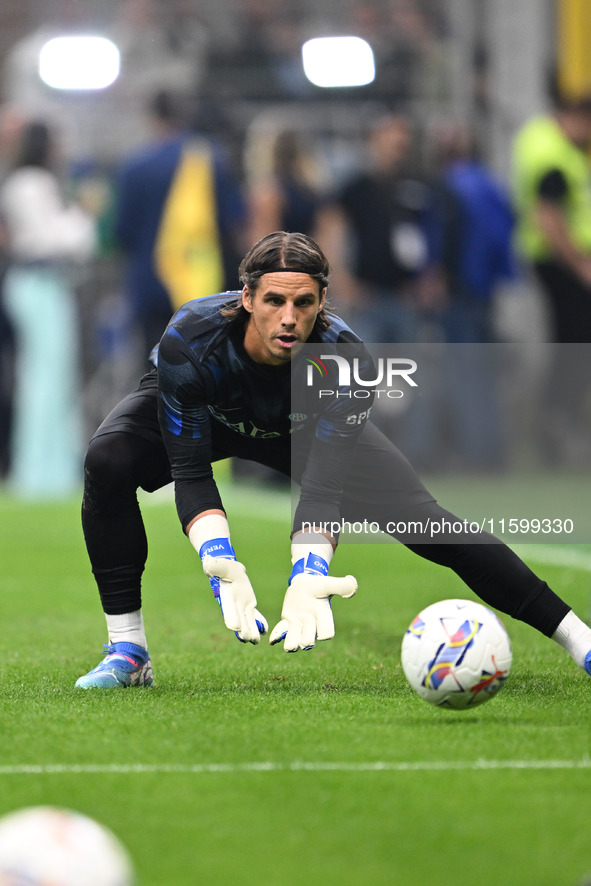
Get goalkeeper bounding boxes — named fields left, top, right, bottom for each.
left=76, top=231, right=591, bottom=687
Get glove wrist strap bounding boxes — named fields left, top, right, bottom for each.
left=199, top=537, right=236, bottom=560
left=289, top=553, right=328, bottom=584
left=290, top=537, right=333, bottom=584
left=188, top=514, right=235, bottom=560
left=289, top=540, right=332, bottom=583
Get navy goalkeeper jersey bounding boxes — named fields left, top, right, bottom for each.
left=155, top=292, right=374, bottom=530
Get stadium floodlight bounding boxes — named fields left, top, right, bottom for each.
left=39, top=36, right=120, bottom=90
left=302, top=36, right=375, bottom=88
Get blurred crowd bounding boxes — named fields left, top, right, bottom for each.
left=0, top=0, right=590, bottom=498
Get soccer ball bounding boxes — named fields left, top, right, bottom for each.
left=401, top=598, right=512, bottom=709
left=0, top=806, right=135, bottom=886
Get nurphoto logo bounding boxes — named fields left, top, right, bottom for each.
left=306, top=354, right=417, bottom=387
left=305, top=353, right=418, bottom=399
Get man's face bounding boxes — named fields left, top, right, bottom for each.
left=241, top=272, right=326, bottom=366
left=370, top=115, right=412, bottom=172
left=559, top=108, right=591, bottom=150
left=571, top=111, right=591, bottom=150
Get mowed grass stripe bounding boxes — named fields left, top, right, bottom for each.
left=2, top=759, right=591, bottom=775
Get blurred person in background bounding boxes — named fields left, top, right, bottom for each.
left=113, top=89, right=246, bottom=372
left=426, top=121, right=516, bottom=344
left=512, top=91, right=591, bottom=465
left=0, top=104, right=25, bottom=478
left=245, top=126, right=328, bottom=244
left=401, top=121, right=517, bottom=472
left=0, top=119, right=97, bottom=498
left=513, top=92, right=591, bottom=340
left=317, top=112, right=432, bottom=343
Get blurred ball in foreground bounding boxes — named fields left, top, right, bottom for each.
left=0, top=806, right=135, bottom=886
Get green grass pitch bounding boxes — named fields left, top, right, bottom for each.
left=1, top=478, right=591, bottom=886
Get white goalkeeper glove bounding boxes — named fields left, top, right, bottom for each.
left=202, top=553, right=268, bottom=644
left=189, top=515, right=268, bottom=645
left=269, top=549, right=357, bottom=652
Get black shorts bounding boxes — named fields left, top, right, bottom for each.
left=91, top=368, right=435, bottom=523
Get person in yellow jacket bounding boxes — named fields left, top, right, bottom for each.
left=513, top=93, right=591, bottom=340
left=513, top=93, right=591, bottom=464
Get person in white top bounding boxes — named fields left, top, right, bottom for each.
left=0, top=119, right=96, bottom=498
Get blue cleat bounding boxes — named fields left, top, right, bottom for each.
left=584, top=651, right=591, bottom=677
left=75, top=642, right=153, bottom=689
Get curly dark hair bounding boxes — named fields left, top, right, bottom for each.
left=221, top=231, right=331, bottom=331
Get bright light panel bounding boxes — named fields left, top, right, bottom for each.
left=39, top=36, right=120, bottom=91
left=302, top=36, right=375, bottom=88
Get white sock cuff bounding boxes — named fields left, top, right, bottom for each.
left=105, top=609, right=147, bottom=649
left=552, top=610, right=591, bottom=668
